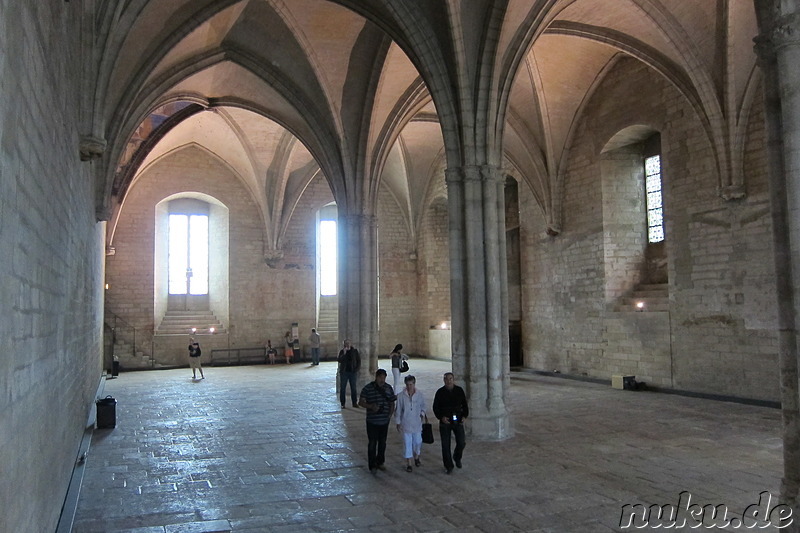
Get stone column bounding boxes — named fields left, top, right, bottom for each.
left=338, top=213, right=379, bottom=387
left=446, top=164, right=512, bottom=440
left=755, top=2, right=800, bottom=524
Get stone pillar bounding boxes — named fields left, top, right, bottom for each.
left=338, top=213, right=379, bottom=387
left=755, top=2, right=800, bottom=525
left=446, top=164, right=512, bottom=440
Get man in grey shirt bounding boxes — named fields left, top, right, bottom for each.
left=308, top=328, right=321, bottom=365
left=359, top=369, right=396, bottom=473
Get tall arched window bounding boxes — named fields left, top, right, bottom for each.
left=600, top=127, right=668, bottom=301
left=154, top=195, right=229, bottom=329
left=642, top=133, right=667, bottom=284
left=314, top=203, right=338, bottom=337
left=319, top=219, right=337, bottom=296
left=168, top=214, right=209, bottom=295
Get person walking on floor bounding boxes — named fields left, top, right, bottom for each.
left=432, top=372, right=469, bottom=474
left=395, top=374, right=427, bottom=472
left=188, top=337, right=204, bottom=380
left=359, top=369, right=396, bottom=474
left=337, top=339, right=361, bottom=408
left=308, top=328, right=321, bottom=365
left=390, top=343, right=408, bottom=392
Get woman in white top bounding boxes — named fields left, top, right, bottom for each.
left=394, top=374, right=426, bottom=472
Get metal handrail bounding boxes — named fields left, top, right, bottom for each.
left=104, top=309, right=155, bottom=364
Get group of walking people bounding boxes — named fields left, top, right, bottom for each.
left=337, top=339, right=469, bottom=475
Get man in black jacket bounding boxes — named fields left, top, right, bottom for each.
left=337, top=339, right=361, bottom=408
left=432, top=372, right=469, bottom=473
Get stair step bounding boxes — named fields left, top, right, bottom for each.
left=637, top=283, right=667, bottom=290
left=629, top=289, right=668, bottom=298
left=159, top=316, right=219, bottom=324
left=619, top=301, right=670, bottom=312
left=156, top=309, right=225, bottom=335
left=617, top=281, right=670, bottom=312
left=158, top=325, right=225, bottom=332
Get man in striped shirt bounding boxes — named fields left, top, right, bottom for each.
left=358, top=369, right=396, bottom=473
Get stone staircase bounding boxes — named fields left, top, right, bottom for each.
left=317, top=295, right=339, bottom=359
left=113, top=339, right=156, bottom=369
left=618, top=283, right=669, bottom=312
left=156, top=310, right=226, bottom=336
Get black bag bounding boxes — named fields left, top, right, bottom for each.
left=399, top=360, right=409, bottom=373
left=422, top=422, right=434, bottom=444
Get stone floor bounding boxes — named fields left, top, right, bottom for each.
left=72, top=359, right=788, bottom=532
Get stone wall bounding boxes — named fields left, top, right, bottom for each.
left=0, top=3, right=105, bottom=531
left=416, top=197, right=451, bottom=354
left=106, top=146, right=332, bottom=365
left=107, top=151, right=420, bottom=366
left=519, top=57, right=779, bottom=401
left=377, top=187, right=418, bottom=357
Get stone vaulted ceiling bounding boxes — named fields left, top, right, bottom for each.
left=94, top=0, right=759, bottom=245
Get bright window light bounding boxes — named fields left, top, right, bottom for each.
left=168, top=214, right=209, bottom=295
left=320, top=220, right=337, bottom=296
left=188, top=215, right=208, bottom=295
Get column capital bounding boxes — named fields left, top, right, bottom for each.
left=772, top=13, right=800, bottom=49
left=95, top=204, right=112, bottom=222
left=79, top=135, right=106, bottom=161
left=445, top=164, right=505, bottom=185
left=263, top=249, right=284, bottom=269
left=340, top=213, right=378, bottom=227
left=755, top=11, right=800, bottom=62
left=753, top=34, right=776, bottom=67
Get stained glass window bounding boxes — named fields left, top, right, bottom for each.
left=644, top=155, right=664, bottom=243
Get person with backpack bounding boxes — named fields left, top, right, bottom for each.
left=337, top=339, right=361, bottom=408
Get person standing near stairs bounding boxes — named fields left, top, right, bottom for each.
left=188, top=338, right=204, bottom=380
left=308, top=328, right=321, bottom=365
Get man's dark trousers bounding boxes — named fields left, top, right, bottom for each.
left=340, top=371, right=358, bottom=406
left=366, top=422, right=390, bottom=470
left=439, top=422, right=466, bottom=470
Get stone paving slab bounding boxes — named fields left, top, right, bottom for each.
left=72, top=360, right=786, bottom=532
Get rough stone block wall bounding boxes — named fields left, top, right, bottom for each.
left=106, top=147, right=333, bottom=365
left=416, top=197, right=451, bottom=353
left=278, top=172, right=335, bottom=343
left=107, top=157, right=423, bottom=366
left=520, top=57, right=779, bottom=401
left=600, top=148, right=646, bottom=302
left=376, top=187, right=418, bottom=356
left=505, top=179, right=522, bottom=321
left=0, top=3, right=104, bottom=531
